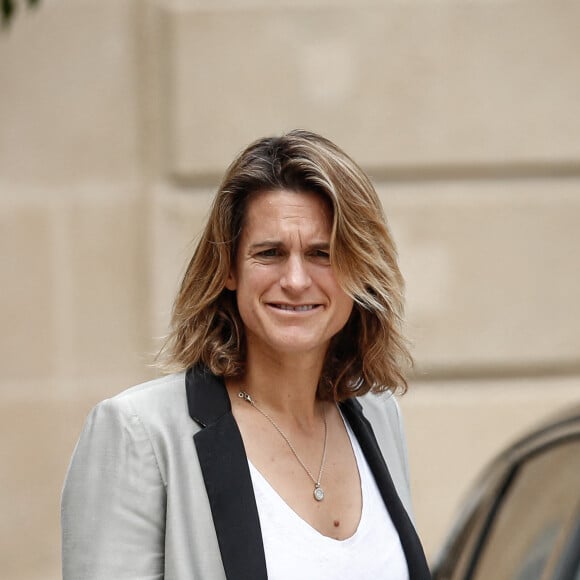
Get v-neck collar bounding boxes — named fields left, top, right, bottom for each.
left=185, top=366, right=431, bottom=580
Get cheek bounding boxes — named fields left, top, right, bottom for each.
left=338, top=293, right=354, bottom=319
left=334, top=280, right=354, bottom=315
left=323, top=274, right=353, bottom=315
left=325, top=271, right=350, bottom=300
left=234, top=272, right=266, bottom=317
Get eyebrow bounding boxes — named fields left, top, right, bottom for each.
left=248, top=241, right=282, bottom=251
left=248, top=241, right=331, bottom=252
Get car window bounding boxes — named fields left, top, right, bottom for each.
left=471, top=438, right=580, bottom=580
left=553, top=510, right=580, bottom=580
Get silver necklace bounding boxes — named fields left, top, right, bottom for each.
left=238, top=391, right=328, bottom=501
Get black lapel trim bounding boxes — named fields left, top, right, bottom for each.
left=341, top=398, right=432, bottom=580
left=186, top=367, right=268, bottom=580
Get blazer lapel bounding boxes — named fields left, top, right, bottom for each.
left=186, top=366, right=268, bottom=580
left=341, top=398, right=432, bottom=580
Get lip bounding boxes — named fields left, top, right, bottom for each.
left=266, top=303, right=322, bottom=313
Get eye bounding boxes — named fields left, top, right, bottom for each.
left=311, top=249, right=331, bottom=262
left=256, top=248, right=279, bottom=258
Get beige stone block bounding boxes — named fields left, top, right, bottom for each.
left=0, top=0, right=141, bottom=186
left=0, top=396, right=94, bottom=580
left=150, top=186, right=216, bottom=339
left=0, top=203, right=56, bottom=382
left=379, top=181, right=580, bottom=374
left=160, top=1, right=580, bottom=178
left=399, top=377, right=580, bottom=560
left=0, top=191, right=151, bottom=399
left=65, top=197, right=150, bottom=385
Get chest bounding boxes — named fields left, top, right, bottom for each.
left=247, top=419, right=409, bottom=580
left=240, top=405, right=363, bottom=539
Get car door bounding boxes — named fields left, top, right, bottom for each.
left=433, top=436, right=580, bottom=580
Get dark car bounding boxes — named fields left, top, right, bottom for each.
left=431, top=404, right=580, bottom=580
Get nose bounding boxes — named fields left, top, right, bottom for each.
left=280, top=254, right=312, bottom=292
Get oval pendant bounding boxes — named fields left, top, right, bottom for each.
left=313, top=486, right=325, bottom=501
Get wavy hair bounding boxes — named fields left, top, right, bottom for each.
left=158, top=130, right=412, bottom=400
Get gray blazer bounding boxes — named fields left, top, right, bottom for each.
left=61, top=366, right=430, bottom=579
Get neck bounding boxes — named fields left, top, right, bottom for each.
left=229, top=349, right=326, bottom=425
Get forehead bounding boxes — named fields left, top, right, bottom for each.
left=242, top=189, right=332, bottom=235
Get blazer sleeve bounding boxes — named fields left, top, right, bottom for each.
left=61, top=398, right=167, bottom=580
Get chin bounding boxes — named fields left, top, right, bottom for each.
left=268, top=335, right=329, bottom=356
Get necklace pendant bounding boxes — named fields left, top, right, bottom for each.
left=313, top=485, right=325, bottom=501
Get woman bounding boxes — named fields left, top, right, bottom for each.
left=62, top=130, right=431, bottom=579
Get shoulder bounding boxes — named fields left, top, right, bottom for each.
left=102, top=371, right=188, bottom=420
left=67, top=372, right=195, bottom=477
left=90, top=371, right=192, bottom=434
left=92, top=370, right=195, bottom=435
left=107, top=371, right=186, bottom=406
left=357, top=391, right=406, bottom=463
left=358, top=390, right=402, bottom=425
left=357, top=391, right=414, bottom=517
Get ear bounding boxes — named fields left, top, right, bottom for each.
left=225, top=269, right=237, bottom=291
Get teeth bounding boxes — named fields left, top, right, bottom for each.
left=276, top=304, right=316, bottom=311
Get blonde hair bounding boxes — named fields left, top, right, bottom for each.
left=159, top=130, right=412, bottom=400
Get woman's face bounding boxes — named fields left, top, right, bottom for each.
left=226, top=189, right=354, bottom=362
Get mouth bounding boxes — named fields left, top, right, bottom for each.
left=269, top=303, right=320, bottom=312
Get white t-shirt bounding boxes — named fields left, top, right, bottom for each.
left=248, top=417, right=409, bottom=579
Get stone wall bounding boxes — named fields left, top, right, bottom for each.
left=1, top=1, right=579, bottom=577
